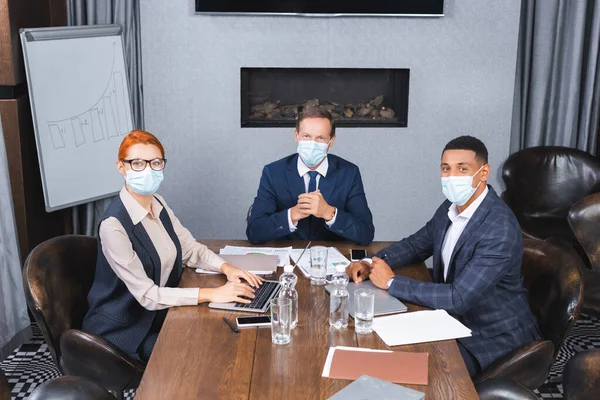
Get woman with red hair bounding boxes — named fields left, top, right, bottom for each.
left=82, top=130, right=262, bottom=362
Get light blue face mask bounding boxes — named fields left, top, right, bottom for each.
left=297, top=140, right=330, bottom=167
left=125, top=168, right=164, bottom=195
left=441, top=165, right=484, bottom=206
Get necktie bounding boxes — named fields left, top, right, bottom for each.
left=307, top=171, right=319, bottom=193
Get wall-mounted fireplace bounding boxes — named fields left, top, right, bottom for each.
left=241, top=68, right=409, bottom=128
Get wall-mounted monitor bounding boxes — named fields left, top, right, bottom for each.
left=195, top=1, right=444, bottom=17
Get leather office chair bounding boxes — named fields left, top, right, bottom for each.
left=474, top=238, right=583, bottom=389
left=502, top=146, right=600, bottom=248
left=563, top=349, right=600, bottom=400
left=22, top=235, right=145, bottom=398
left=28, top=376, right=115, bottom=400
left=0, top=367, right=10, bottom=400
left=568, top=193, right=600, bottom=317
left=475, top=379, right=538, bottom=400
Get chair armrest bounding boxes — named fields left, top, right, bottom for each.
left=475, top=378, right=539, bottom=400
left=60, top=329, right=145, bottom=392
left=473, top=340, right=554, bottom=390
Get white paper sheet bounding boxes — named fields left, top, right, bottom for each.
left=322, top=346, right=392, bottom=377
left=290, top=247, right=351, bottom=277
left=219, top=245, right=292, bottom=267
left=373, top=309, right=472, bottom=347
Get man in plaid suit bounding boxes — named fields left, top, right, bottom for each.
left=346, top=136, right=541, bottom=377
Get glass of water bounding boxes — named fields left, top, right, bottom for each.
left=310, top=246, right=328, bottom=285
left=270, top=297, right=291, bottom=345
left=354, top=288, right=375, bottom=334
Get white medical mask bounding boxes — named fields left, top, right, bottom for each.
left=125, top=168, right=163, bottom=195
left=441, top=165, right=484, bottom=206
left=297, top=140, right=330, bottom=167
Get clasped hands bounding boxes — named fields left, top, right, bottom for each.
left=290, top=189, right=335, bottom=224
left=345, top=256, right=395, bottom=290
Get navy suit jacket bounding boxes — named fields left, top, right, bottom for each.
left=377, top=186, right=541, bottom=369
left=246, top=154, right=374, bottom=245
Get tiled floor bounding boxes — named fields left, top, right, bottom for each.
left=1, top=315, right=599, bottom=399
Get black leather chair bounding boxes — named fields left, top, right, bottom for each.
left=563, top=348, right=600, bottom=400
left=568, top=193, right=600, bottom=317
left=0, top=367, right=10, bottom=400
left=475, top=379, right=538, bottom=400
left=502, top=146, right=600, bottom=247
left=28, top=376, right=115, bottom=400
left=22, top=235, right=145, bottom=398
left=474, top=238, right=583, bottom=389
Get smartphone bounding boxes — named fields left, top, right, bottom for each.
left=350, top=249, right=368, bottom=262
left=236, top=316, right=272, bottom=328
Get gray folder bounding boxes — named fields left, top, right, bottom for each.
left=328, top=375, right=425, bottom=400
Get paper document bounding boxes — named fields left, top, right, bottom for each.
left=219, top=245, right=291, bottom=266
left=373, top=309, right=472, bottom=347
left=290, top=247, right=350, bottom=277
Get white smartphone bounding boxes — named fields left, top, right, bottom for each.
left=236, top=316, right=272, bottom=328
left=350, top=249, right=368, bottom=262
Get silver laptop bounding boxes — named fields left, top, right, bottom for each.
left=328, top=375, right=424, bottom=400
left=326, top=280, right=407, bottom=317
left=208, top=280, right=281, bottom=313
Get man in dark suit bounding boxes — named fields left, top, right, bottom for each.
left=346, top=136, right=541, bottom=377
left=246, top=107, right=374, bottom=245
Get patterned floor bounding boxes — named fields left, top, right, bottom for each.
left=1, top=315, right=599, bottom=399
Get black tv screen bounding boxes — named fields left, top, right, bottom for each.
left=195, top=1, right=444, bottom=17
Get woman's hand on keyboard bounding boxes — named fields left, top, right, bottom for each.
left=221, top=263, right=264, bottom=288
left=198, top=282, right=256, bottom=304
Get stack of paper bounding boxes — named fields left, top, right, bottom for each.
left=219, top=245, right=291, bottom=266
left=322, top=346, right=428, bottom=385
left=290, top=247, right=350, bottom=277
left=373, top=309, right=472, bottom=347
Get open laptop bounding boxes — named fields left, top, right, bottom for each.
left=208, top=280, right=281, bottom=313
left=326, top=280, right=407, bottom=317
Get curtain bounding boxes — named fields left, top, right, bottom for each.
left=510, top=0, right=600, bottom=154
left=0, top=117, right=31, bottom=361
left=67, top=0, right=144, bottom=235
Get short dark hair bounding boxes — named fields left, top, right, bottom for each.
left=442, top=135, right=488, bottom=163
left=295, top=106, right=336, bottom=137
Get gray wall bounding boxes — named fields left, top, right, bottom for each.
left=140, top=0, right=521, bottom=241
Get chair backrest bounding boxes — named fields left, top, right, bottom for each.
left=563, top=348, right=600, bottom=400
left=475, top=379, right=538, bottom=400
left=502, top=146, right=600, bottom=239
left=520, top=238, right=583, bottom=356
left=22, top=235, right=98, bottom=368
left=28, top=376, right=114, bottom=400
left=568, top=193, right=600, bottom=271
left=0, top=367, right=10, bottom=400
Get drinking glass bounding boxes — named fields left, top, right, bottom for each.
left=354, top=288, right=375, bottom=334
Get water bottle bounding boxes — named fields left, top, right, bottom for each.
left=329, top=266, right=349, bottom=329
left=279, top=265, right=298, bottom=329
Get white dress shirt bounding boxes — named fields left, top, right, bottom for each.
left=99, top=187, right=226, bottom=310
left=441, top=186, right=489, bottom=281
left=287, top=156, right=338, bottom=231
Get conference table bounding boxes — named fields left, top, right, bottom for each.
left=134, top=240, right=479, bottom=400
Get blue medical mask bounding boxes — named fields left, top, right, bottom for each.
left=125, top=168, right=164, bottom=195
left=297, top=140, right=330, bottom=167
left=441, top=165, right=484, bottom=206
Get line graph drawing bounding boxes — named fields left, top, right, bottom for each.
left=46, top=42, right=132, bottom=150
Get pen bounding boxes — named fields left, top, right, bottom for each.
left=295, top=240, right=312, bottom=266
left=223, top=317, right=239, bottom=333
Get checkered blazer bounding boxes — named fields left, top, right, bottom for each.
left=379, top=186, right=541, bottom=370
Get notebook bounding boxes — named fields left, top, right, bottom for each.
left=328, top=375, right=425, bottom=400
left=325, top=280, right=407, bottom=316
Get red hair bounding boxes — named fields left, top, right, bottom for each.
left=118, top=130, right=165, bottom=160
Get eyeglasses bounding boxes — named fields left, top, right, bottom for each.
left=122, top=158, right=167, bottom=171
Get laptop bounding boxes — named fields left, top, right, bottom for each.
left=326, top=280, right=407, bottom=317
left=208, top=280, right=281, bottom=313
left=219, top=254, right=278, bottom=275
left=328, top=375, right=424, bottom=400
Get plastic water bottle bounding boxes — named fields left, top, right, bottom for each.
left=329, top=266, right=349, bottom=329
left=279, top=265, right=298, bottom=329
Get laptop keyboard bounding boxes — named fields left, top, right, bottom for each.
left=235, top=281, right=281, bottom=310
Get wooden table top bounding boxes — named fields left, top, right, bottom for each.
left=134, top=240, right=478, bottom=400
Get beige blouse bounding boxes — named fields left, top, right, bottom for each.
left=99, top=187, right=226, bottom=310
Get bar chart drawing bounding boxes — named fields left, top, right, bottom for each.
left=46, top=43, right=131, bottom=150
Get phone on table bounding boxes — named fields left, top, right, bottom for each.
left=236, top=316, right=272, bottom=328
left=350, top=249, right=368, bottom=262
